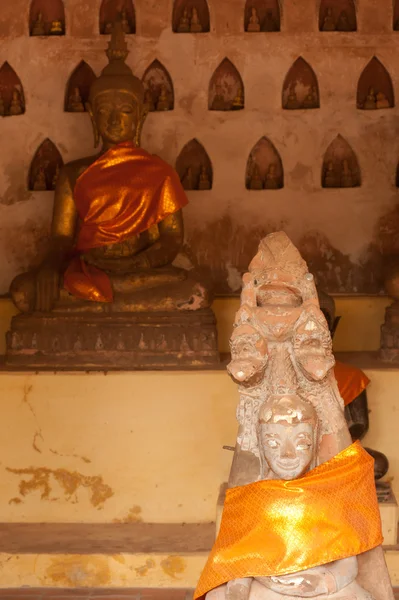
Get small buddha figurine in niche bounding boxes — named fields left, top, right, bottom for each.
left=247, top=7, right=261, bottom=32
left=68, top=87, right=85, bottom=112
left=285, top=87, right=300, bottom=110
left=144, top=89, right=155, bottom=112
left=249, top=164, right=263, bottom=190
left=9, top=89, right=23, bottom=115
left=182, top=166, right=195, bottom=190
left=231, top=87, right=244, bottom=110
left=321, top=7, right=336, bottom=31
left=263, top=10, right=278, bottom=32
left=341, top=159, right=354, bottom=187
left=177, top=7, right=190, bottom=32
left=49, top=19, right=64, bottom=35
left=264, top=164, right=280, bottom=189
left=0, top=92, right=5, bottom=117
left=363, top=87, right=377, bottom=109
left=33, top=167, right=47, bottom=191
left=198, top=165, right=211, bottom=190
left=32, top=12, right=46, bottom=36
left=8, top=21, right=218, bottom=370
left=211, top=84, right=226, bottom=111
left=323, top=161, right=338, bottom=188
left=190, top=7, right=203, bottom=33
left=336, top=10, right=351, bottom=31
left=156, top=85, right=170, bottom=111
left=376, top=91, right=390, bottom=109
left=303, top=88, right=317, bottom=109
left=120, top=9, right=132, bottom=34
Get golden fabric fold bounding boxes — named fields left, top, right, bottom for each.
left=334, top=360, right=370, bottom=406
left=63, top=141, right=188, bottom=302
left=194, top=441, right=382, bottom=599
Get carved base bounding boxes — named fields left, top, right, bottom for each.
left=380, top=301, right=399, bottom=362
left=5, top=309, right=220, bottom=370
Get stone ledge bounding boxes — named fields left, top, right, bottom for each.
left=0, top=590, right=193, bottom=599
left=0, top=523, right=215, bottom=554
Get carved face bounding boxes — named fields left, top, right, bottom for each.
left=93, top=90, right=140, bottom=145
left=260, top=422, right=314, bottom=480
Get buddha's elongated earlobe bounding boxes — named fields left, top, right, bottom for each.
left=86, top=102, right=100, bottom=148
left=135, top=104, right=149, bottom=147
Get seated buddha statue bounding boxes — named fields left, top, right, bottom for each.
left=32, top=12, right=46, bottom=36
left=9, top=89, right=23, bottom=115
left=10, top=21, right=212, bottom=317
left=247, top=7, right=261, bottom=32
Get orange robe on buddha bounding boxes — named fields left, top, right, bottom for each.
left=63, top=141, right=188, bottom=303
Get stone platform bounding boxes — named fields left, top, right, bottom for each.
left=5, top=309, right=219, bottom=369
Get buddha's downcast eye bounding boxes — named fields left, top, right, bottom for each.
left=266, top=439, right=279, bottom=449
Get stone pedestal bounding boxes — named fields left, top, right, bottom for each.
left=5, top=309, right=219, bottom=370
left=380, top=301, right=399, bottom=361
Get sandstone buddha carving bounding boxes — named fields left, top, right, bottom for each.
left=336, top=10, right=351, bottom=31
left=341, top=159, right=354, bottom=188
left=190, top=7, right=203, bottom=33
left=323, top=161, right=338, bottom=188
left=285, top=87, right=300, bottom=110
left=321, top=7, right=336, bottom=31
left=0, top=92, right=5, bottom=117
left=263, top=10, right=278, bottom=32
left=264, top=164, right=279, bottom=189
left=33, top=167, right=47, bottom=191
left=363, top=87, right=377, bottom=110
left=247, top=7, right=261, bottom=32
left=156, top=85, right=170, bottom=111
left=211, top=85, right=226, bottom=111
left=376, top=91, right=390, bottom=109
left=9, top=89, right=23, bottom=115
left=177, top=8, right=190, bottom=32
left=68, top=87, right=85, bottom=112
left=231, top=87, right=244, bottom=110
left=7, top=21, right=218, bottom=369
left=249, top=164, right=263, bottom=190
left=50, top=20, right=64, bottom=35
left=194, top=232, right=393, bottom=600
left=32, top=12, right=46, bottom=36
left=198, top=165, right=211, bottom=190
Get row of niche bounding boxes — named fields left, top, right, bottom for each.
left=0, top=55, right=395, bottom=118
left=25, top=0, right=399, bottom=35
left=27, top=135, right=397, bottom=193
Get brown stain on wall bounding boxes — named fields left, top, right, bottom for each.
left=44, top=556, right=111, bottom=587
left=113, top=505, right=143, bottom=523
left=6, top=466, right=114, bottom=508
left=160, top=555, right=186, bottom=579
left=135, top=558, right=155, bottom=576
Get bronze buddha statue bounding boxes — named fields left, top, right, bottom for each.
left=7, top=21, right=218, bottom=369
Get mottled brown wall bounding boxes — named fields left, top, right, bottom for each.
left=0, top=0, right=399, bottom=295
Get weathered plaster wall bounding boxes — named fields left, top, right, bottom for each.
left=1, top=0, right=399, bottom=295
left=0, top=367, right=397, bottom=524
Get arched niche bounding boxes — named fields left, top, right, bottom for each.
left=99, top=0, right=136, bottom=35
left=28, top=139, right=64, bottom=192
left=208, top=58, right=244, bottom=111
left=356, top=57, right=394, bottom=110
left=176, top=139, right=213, bottom=190
left=0, top=62, right=25, bottom=117
left=245, top=137, right=283, bottom=190
left=64, top=61, right=97, bottom=113
left=319, top=0, right=356, bottom=32
left=282, top=57, right=319, bottom=110
left=322, top=135, right=360, bottom=188
left=142, top=60, right=174, bottom=112
left=29, top=0, right=65, bottom=36
left=244, top=0, right=280, bottom=32
left=172, top=0, right=210, bottom=33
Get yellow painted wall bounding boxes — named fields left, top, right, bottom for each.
left=0, top=367, right=398, bottom=525
left=0, top=294, right=392, bottom=355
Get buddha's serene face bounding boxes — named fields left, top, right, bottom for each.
left=260, top=422, right=314, bottom=480
left=93, top=90, right=139, bottom=145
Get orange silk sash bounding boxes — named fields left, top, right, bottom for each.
left=194, top=442, right=382, bottom=599
left=334, top=361, right=370, bottom=406
left=63, top=141, right=188, bottom=302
